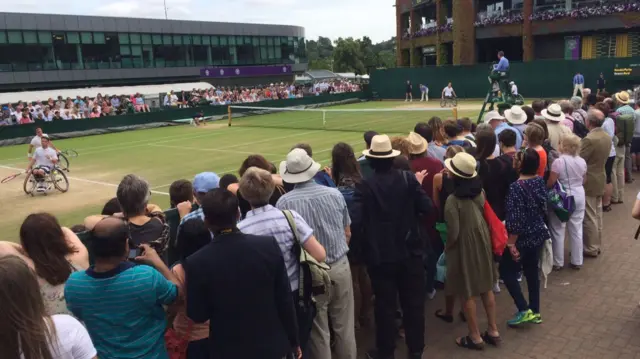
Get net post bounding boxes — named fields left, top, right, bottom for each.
left=227, top=106, right=232, bottom=127
left=322, top=110, right=326, bottom=127
left=452, top=107, right=458, bottom=120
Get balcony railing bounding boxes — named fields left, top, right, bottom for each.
left=475, top=9, right=523, bottom=27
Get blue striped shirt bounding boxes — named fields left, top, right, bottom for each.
left=238, top=205, right=313, bottom=291
left=276, top=181, right=350, bottom=264
left=64, top=262, right=178, bottom=359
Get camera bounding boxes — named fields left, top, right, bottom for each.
left=128, top=246, right=143, bottom=260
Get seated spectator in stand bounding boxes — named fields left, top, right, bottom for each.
left=0, top=255, right=98, bottom=359
left=238, top=167, right=326, bottom=353
left=19, top=109, right=33, bottom=124
left=52, top=110, right=63, bottom=121
left=110, top=95, right=121, bottom=109
left=186, top=189, right=301, bottom=359
left=89, top=107, right=100, bottom=118
left=276, top=148, right=355, bottom=359
left=65, top=217, right=179, bottom=359
left=0, top=213, right=89, bottom=316
left=84, top=175, right=170, bottom=255
left=134, top=93, right=150, bottom=112
left=171, top=218, right=212, bottom=358
left=289, top=143, right=336, bottom=189
left=415, top=122, right=446, bottom=163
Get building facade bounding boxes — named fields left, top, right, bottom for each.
left=0, top=13, right=307, bottom=90
left=397, top=0, right=640, bottom=67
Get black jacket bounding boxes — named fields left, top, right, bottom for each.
left=186, top=232, right=298, bottom=359
left=351, top=169, right=433, bottom=266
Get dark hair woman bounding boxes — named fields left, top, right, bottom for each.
left=428, top=116, right=446, bottom=146
left=502, top=148, right=550, bottom=327
left=0, top=255, right=97, bottom=359
left=328, top=142, right=362, bottom=188
left=441, top=152, right=500, bottom=350
left=0, top=213, right=89, bottom=316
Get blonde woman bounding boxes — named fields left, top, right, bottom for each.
left=546, top=134, right=587, bottom=270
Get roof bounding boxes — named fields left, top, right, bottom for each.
left=305, top=70, right=338, bottom=80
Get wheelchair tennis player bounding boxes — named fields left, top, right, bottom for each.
left=26, top=135, right=58, bottom=192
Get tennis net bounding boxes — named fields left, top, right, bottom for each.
left=227, top=105, right=458, bottom=134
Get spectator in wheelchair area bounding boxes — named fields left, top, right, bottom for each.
left=26, top=134, right=58, bottom=192
left=84, top=174, right=170, bottom=256
left=64, top=216, right=180, bottom=359
left=0, top=212, right=89, bottom=316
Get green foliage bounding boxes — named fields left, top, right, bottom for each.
left=305, top=36, right=396, bottom=74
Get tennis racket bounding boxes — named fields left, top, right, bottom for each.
left=1, top=172, right=23, bottom=183
left=61, top=149, right=79, bottom=158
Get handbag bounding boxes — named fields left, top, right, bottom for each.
left=547, top=160, right=576, bottom=223
left=482, top=198, right=508, bottom=257
left=165, top=320, right=193, bottom=359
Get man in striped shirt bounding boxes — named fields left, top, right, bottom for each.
left=276, top=148, right=356, bottom=359
left=65, top=217, right=180, bottom=359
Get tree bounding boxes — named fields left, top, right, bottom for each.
left=304, top=36, right=396, bottom=72
left=332, top=37, right=366, bottom=75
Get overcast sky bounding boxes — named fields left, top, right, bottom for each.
left=4, top=0, right=396, bottom=43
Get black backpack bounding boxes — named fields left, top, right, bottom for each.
left=572, top=119, right=589, bottom=139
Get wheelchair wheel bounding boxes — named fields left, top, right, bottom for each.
left=514, top=94, right=525, bottom=105
left=451, top=98, right=458, bottom=107
left=58, top=153, right=70, bottom=172
left=51, top=169, right=69, bottom=193
left=23, top=172, right=36, bottom=196
left=440, top=99, right=446, bottom=108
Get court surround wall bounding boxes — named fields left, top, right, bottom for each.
left=0, top=92, right=364, bottom=143
left=371, top=57, right=640, bottom=99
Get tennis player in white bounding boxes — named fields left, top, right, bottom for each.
left=442, top=82, right=457, bottom=100
left=27, top=127, right=57, bottom=159
left=26, top=135, right=58, bottom=192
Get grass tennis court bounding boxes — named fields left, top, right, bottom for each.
left=0, top=100, right=484, bottom=242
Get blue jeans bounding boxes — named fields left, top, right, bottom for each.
left=499, top=245, right=542, bottom=314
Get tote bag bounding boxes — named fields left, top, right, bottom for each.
left=547, top=160, right=576, bottom=222
left=483, top=200, right=508, bottom=256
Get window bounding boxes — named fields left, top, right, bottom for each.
left=267, top=37, right=274, bottom=46
left=152, top=34, right=163, bottom=45
left=220, top=36, right=227, bottom=46
left=253, top=37, right=259, bottom=46
left=52, top=32, right=80, bottom=69
left=211, top=36, right=219, bottom=46
left=142, top=34, right=152, bottom=45
left=93, top=32, right=106, bottom=44
left=81, top=32, right=93, bottom=44
left=7, top=31, right=22, bottom=44
left=23, top=31, right=37, bottom=44
left=118, top=33, right=129, bottom=45
left=182, top=35, right=191, bottom=45
left=163, top=34, right=172, bottom=45
left=193, top=35, right=202, bottom=45
left=202, top=36, right=211, bottom=45
left=260, top=37, right=267, bottom=46
left=173, top=35, right=182, bottom=45
left=228, top=36, right=235, bottom=46
left=0, top=32, right=6, bottom=44
left=129, top=33, right=141, bottom=45
left=67, top=32, right=80, bottom=44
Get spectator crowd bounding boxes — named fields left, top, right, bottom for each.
left=0, top=89, right=639, bottom=359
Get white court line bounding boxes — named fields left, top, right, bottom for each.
left=0, top=164, right=169, bottom=196
left=148, top=144, right=283, bottom=157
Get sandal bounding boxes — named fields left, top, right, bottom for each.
left=481, top=331, right=502, bottom=347
left=455, top=336, right=484, bottom=350
left=435, top=309, right=453, bottom=323
left=603, top=204, right=612, bottom=212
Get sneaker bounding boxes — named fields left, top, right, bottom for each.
left=427, top=288, right=436, bottom=300
left=507, top=309, right=534, bottom=327
left=531, top=313, right=542, bottom=324
left=36, top=183, right=46, bottom=192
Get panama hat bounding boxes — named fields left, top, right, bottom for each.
left=279, top=148, right=321, bottom=184
left=407, top=131, right=428, bottom=155
left=444, top=152, right=477, bottom=179
left=504, top=105, right=527, bottom=125
left=541, top=103, right=564, bottom=122
left=615, top=91, right=630, bottom=104
left=483, top=110, right=505, bottom=123
left=362, top=135, right=401, bottom=159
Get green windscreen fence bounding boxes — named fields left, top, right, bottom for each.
left=228, top=105, right=458, bottom=134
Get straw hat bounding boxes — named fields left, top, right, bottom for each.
left=444, top=152, right=477, bottom=179
left=541, top=103, right=564, bottom=122
left=615, top=91, right=630, bottom=104
left=483, top=110, right=505, bottom=123
left=362, top=135, right=401, bottom=159
left=407, top=132, right=428, bottom=155
left=504, top=105, right=526, bottom=125
left=279, top=148, right=321, bottom=184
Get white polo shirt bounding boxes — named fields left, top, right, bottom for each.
left=34, top=147, right=58, bottom=167
left=443, top=87, right=454, bottom=97
left=30, top=134, right=48, bottom=148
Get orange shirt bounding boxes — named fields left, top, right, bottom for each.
left=534, top=146, right=547, bottom=177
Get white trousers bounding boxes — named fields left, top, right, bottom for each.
left=548, top=188, right=586, bottom=266
left=572, top=83, right=584, bottom=97
left=421, top=90, right=428, bottom=101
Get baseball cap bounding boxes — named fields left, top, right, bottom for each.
left=193, top=172, right=220, bottom=193
left=483, top=110, right=505, bottom=123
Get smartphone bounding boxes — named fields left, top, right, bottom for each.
left=128, top=247, right=142, bottom=260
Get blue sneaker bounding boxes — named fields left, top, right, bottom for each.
left=507, top=309, right=534, bottom=327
